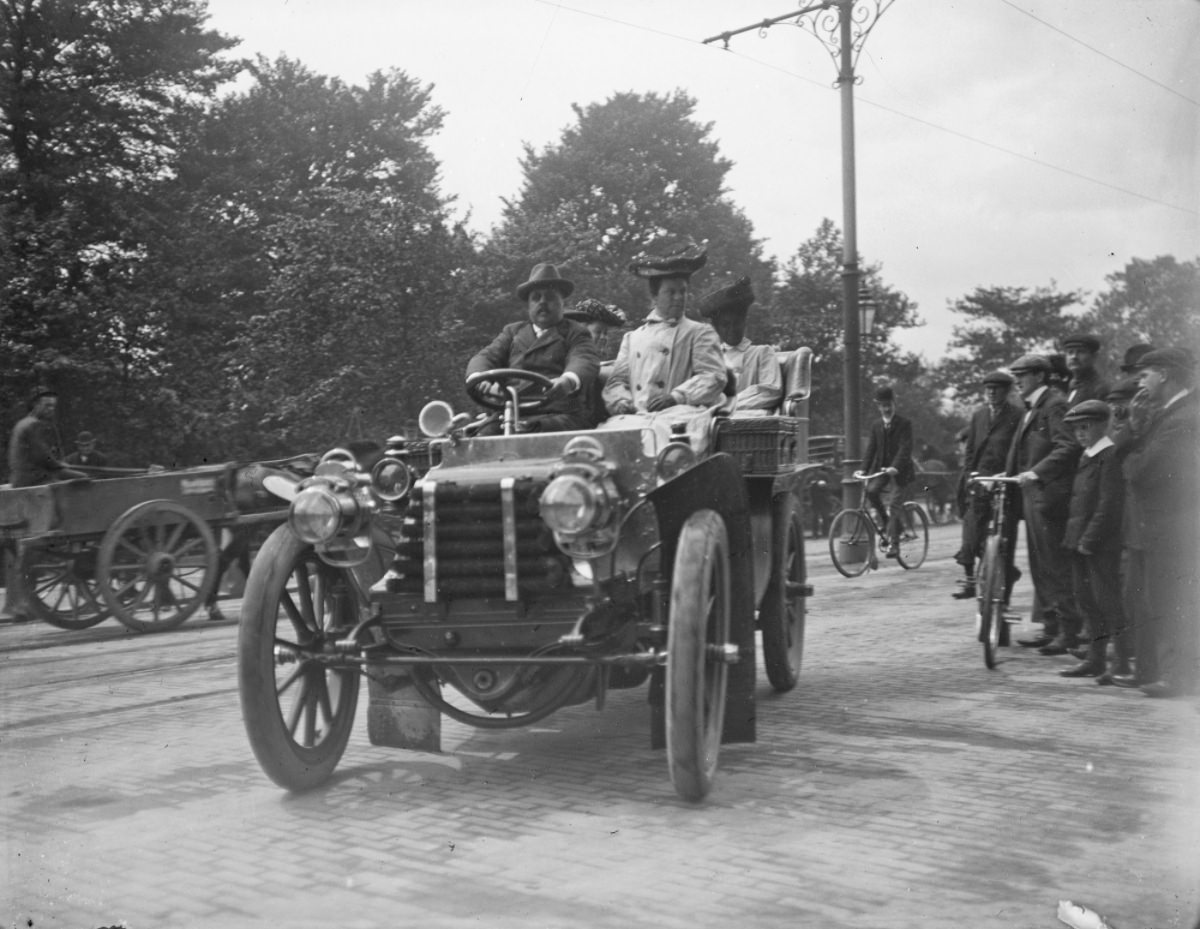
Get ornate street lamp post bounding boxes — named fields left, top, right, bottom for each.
left=704, top=0, right=894, bottom=510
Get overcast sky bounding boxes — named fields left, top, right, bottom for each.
left=200, top=0, right=1200, bottom=358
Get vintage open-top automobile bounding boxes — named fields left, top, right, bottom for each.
left=238, top=350, right=818, bottom=801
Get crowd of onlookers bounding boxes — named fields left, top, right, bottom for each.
left=950, top=336, right=1198, bottom=697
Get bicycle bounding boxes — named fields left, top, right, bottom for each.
left=967, top=474, right=1022, bottom=669
left=828, top=470, right=930, bottom=577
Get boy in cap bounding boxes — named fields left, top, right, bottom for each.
left=697, top=275, right=781, bottom=414
left=1060, top=334, right=1110, bottom=405
left=1006, top=353, right=1083, bottom=652
left=467, top=262, right=599, bottom=433
left=952, top=369, right=1023, bottom=598
left=862, top=385, right=915, bottom=555
left=1058, top=400, right=1129, bottom=681
left=1121, top=347, right=1199, bottom=697
left=603, top=237, right=725, bottom=416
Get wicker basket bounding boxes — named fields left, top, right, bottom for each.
left=714, top=417, right=804, bottom=474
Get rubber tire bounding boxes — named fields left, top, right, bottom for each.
left=895, top=502, right=930, bottom=570
left=18, top=540, right=108, bottom=630
left=238, top=524, right=360, bottom=791
left=760, top=492, right=806, bottom=692
left=828, top=509, right=873, bottom=578
left=979, top=535, right=1004, bottom=669
left=666, top=510, right=731, bottom=803
left=98, top=500, right=218, bottom=633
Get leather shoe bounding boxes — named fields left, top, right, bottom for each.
left=1140, top=681, right=1179, bottom=699
left=1069, top=647, right=1090, bottom=661
left=1110, top=674, right=1140, bottom=688
left=1096, top=672, right=1115, bottom=686
left=1060, top=662, right=1104, bottom=678
left=1018, top=634, right=1053, bottom=648
left=951, top=586, right=976, bottom=600
left=1038, top=640, right=1071, bottom=656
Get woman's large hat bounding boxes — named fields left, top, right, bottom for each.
left=564, top=298, right=627, bottom=328
left=698, top=276, right=755, bottom=319
left=628, top=235, right=708, bottom=279
left=516, top=263, right=574, bottom=300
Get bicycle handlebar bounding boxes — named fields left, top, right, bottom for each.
left=967, top=474, right=1022, bottom=486
left=852, top=470, right=892, bottom=481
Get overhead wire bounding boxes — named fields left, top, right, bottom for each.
left=531, top=0, right=1198, bottom=218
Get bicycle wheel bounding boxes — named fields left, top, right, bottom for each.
left=828, top=509, right=873, bottom=578
left=895, top=503, right=929, bottom=570
left=978, top=535, right=1005, bottom=669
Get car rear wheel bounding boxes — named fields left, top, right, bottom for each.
left=760, top=492, right=806, bottom=692
left=666, top=509, right=731, bottom=803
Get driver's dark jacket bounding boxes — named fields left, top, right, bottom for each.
left=466, top=319, right=600, bottom=429
left=7, top=414, right=66, bottom=487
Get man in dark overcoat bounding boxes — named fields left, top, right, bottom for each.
left=1006, top=354, right=1083, bottom=652
left=467, top=263, right=600, bottom=433
left=1121, top=347, right=1199, bottom=697
left=862, top=385, right=915, bottom=555
left=951, top=370, right=1023, bottom=598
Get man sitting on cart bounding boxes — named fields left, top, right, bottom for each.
left=7, top=388, right=87, bottom=487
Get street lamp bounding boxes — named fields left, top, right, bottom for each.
left=703, top=0, right=894, bottom=511
left=859, top=283, right=877, bottom=337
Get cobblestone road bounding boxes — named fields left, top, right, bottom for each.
left=2, top=523, right=1198, bottom=929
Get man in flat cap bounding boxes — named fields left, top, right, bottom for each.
left=698, top=275, right=781, bottom=414
left=7, top=388, right=88, bottom=487
left=1058, top=400, right=1129, bottom=681
left=1006, top=354, right=1083, bottom=652
left=1121, top=347, right=1199, bottom=697
left=603, top=236, right=725, bottom=416
left=1060, top=334, right=1110, bottom=406
left=467, top=262, right=600, bottom=433
left=862, top=385, right=915, bottom=556
left=952, top=370, right=1023, bottom=599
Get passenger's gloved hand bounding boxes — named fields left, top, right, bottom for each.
left=646, top=394, right=677, bottom=412
left=608, top=400, right=637, bottom=416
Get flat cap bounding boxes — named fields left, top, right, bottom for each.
left=1105, top=377, right=1140, bottom=403
left=1119, top=343, right=1154, bottom=372
left=1009, top=353, right=1050, bottom=374
left=1063, top=399, right=1111, bottom=424
left=697, top=276, right=755, bottom=319
left=564, top=298, right=627, bottom=329
left=1061, top=333, right=1101, bottom=352
left=1139, top=347, right=1195, bottom=371
left=982, top=369, right=1014, bottom=387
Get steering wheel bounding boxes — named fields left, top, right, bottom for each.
left=465, top=368, right=555, bottom=412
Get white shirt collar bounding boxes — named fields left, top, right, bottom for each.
left=1164, top=387, right=1192, bottom=410
left=1083, top=435, right=1114, bottom=458
left=1025, top=385, right=1048, bottom=407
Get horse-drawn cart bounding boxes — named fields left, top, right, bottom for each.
left=0, top=462, right=299, bottom=633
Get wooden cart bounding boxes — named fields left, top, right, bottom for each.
left=0, top=463, right=294, bottom=633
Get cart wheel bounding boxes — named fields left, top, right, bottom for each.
left=97, top=500, right=218, bottom=633
left=18, top=540, right=109, bottom=630
left=895, top=502, right=930, bottom=570
left=828, top=509, right=873, bottom=578
left=666, top=509, right=731, bottom=803
left=760, top=492, right=807, bottom=692
left=978, top=535, right=1005, bottom=669
left=238, top=524, right=359, bottom=791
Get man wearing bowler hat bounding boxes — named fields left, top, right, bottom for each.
left=951, top=369, right=1023, bottom=598
left=1121, top=347, right=1199, bottom=697
left=697, top=275, right=781, bottom=414
left=65, top=431, right=108, bottom=468
left=862, top=385, right=915, bottom=556
left=467, top=262, right=599, bottom=433
left=1006, top=353, right=1083, bottom=652
left=1060, top=333, right=1110, bottom=405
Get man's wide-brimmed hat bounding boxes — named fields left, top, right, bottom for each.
left=1063, top=399, right=1111, bottom=424
left=564, top=298, right=627, bottom=328
left=516, top=263, right=574, bottom=301
left=1060, top=333, right=1101, bottom=353
left=1139, top=346, right=1195, bottom=372
left=1119, top=343, right=1154, bottom=372
left=628, top=235, right=708, bottom=279
left=1009, top=353, right=1051, bottom=374
left=982, top=369, right=1014, bottom=388
left=697, top=276, right=755, bottom=319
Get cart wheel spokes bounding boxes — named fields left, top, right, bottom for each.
left=666, top=509, right=731, bottom=803
left=18, top=540, right=108, bottom=630
left=239, top=524, right=359, bottom=791
left=97, top=500, right=217, bottom=633
left=761, top=492, right=807, bottom=692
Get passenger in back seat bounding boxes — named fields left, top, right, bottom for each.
left=564, top=298, right=627, bottom=426
left=698, top=275, right=781, bottom=415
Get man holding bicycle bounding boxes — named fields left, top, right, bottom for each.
left=862, top=385, right=915, bottom=556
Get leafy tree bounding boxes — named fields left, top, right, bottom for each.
left=937, top=284, right=1085, bottom=404
left=1080, top=255, right=1200, bottom=360
left=485, top=89, right=774, bottom=333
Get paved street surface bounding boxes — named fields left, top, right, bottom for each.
left=2, top=522, right=1198, bottom=929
